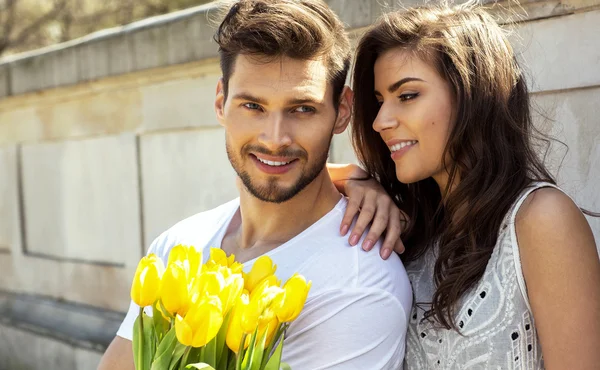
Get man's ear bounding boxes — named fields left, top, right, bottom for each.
left=333, top=86, right=353, bottom=135
left=215, top=78, right=226, bottom=126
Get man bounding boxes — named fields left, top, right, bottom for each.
left=98, top=1, right=411, bottom=369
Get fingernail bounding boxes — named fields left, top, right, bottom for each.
left=340, top=224, right=349, bottom=236
left=350, top=234, right=359, bottom=246
left=382, top=249, right=391, bottom=259
left=363, top=239, right=374, bottom=251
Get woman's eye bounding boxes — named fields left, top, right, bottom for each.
left=399, top=93, right=419, bottom=102
left=293, top=106, right=315, bottom=113
left=243, top=103, right=261, bottom=110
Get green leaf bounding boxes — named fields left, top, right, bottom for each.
left=186, top=363, right=217, bottom=370
left=263, top=338, right=284, bottom=370
left=168, top=342, right=189, bottom=370
left=249, top=328, right=267, bottom=370
left=241, top=330, right=258, bottom=370
left=216, top=311, right=232, bottom=370
left=153, top=301, right=170, bottom=343
left=204, top=337, right=218, bottom=367
left=189, top=347, right=202, bottom=364
left=150, top=327, right=178, bottom=370
left=260, top=324, right=284, bottom=370
left=134, top=309, right=156, bottom=370
left=226, top=356, right=237, bottom=370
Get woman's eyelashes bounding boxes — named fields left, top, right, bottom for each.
left=376, top=92, right=420, bottom=106
left=399, top=92, right=419, bottom=102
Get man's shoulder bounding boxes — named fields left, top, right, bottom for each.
left=146, top=198, right=239, bottom=261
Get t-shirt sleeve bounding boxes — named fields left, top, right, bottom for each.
left=116, top=231, right=173, bottom=341
left=281, top=287, right=409, bottom=370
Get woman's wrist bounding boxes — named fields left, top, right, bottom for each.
left=327, top=163, right=370, bottom=193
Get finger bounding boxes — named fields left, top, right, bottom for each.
left=380, top=208, right=404, bottom=258
left=340, top=194, right=363, bottom=236
left=348, top=191, right=378, bottom=245
left=380, top=222, right=402, bottom=258
left=393, top=238, right=406, bottom=255
left=361, top=201, right=392, bottom=251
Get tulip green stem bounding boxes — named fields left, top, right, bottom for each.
left=235, top=334, right=248, bottom=370
left=180, top=346, right=191, bottom=370
left=138, top=307, right=144, bottom=370
left=260, top=323, right=287, bottom=370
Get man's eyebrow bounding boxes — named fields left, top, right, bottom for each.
left=287, top=97, right=325, bottom=106
left=374, top=77, right=425, bottom=96
left=231, top=93, right=268, bottom=105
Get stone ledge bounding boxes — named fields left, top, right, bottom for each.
left=1, top=0, right=597, bottom=98
left=0, top=290, right=124, bottom=352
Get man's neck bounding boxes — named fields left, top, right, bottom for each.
left=222, top=169, right=341, bottom=262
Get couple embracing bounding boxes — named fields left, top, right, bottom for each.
left=99, top=1, right=600, bottom=369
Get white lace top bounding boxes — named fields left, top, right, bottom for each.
left=404, top=183, right=557, bottom=370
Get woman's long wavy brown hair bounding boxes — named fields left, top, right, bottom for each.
left=351, top=4, right=561, bottom=330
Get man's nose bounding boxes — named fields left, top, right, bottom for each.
left=257, top=113, right=293, bottom=151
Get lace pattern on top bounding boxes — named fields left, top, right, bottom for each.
left=404, top=182, right=559, bottom=370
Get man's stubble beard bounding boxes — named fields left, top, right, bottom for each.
left=225, top=135, right=333, bottom=204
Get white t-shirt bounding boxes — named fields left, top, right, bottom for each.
left=117, top=197, right=412, bottom=370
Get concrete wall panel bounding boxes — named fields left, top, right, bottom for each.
left=0, top=324, right=102, bottom=370
left=514, top=10, right=600, bottom=93
left=140, top=70, right=221, bottom=131
left=532, top=87, right=600, bottom=245
left=140, top=128, right=238, bottom=246
left=20, top=135, right=142, bottom=266
left=0, top=145, right=18, bottom=254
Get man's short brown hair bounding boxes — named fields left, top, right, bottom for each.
left=213, top=0, right=351, bottom=108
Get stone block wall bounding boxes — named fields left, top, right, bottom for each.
left=0, top=1, right=598, bottom=369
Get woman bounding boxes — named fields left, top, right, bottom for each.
left=339, top=4, right=600, bottom=369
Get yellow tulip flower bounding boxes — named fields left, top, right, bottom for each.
left=206, top=248, right=243, bottom=274
left=167, top=244, right=202, bottom=278
left=226, top=301, right=280, bottom=352
left=226, top=293, right=251, bottom=353
left=261, top=317, right=280, bottom=348
left=249, top=275, right=281, bottom=300
left=131, top=254, right=164, bottom=307
left=207, top=248, right=231, bottom=267
left=273, top=273, right=312, bottom=323
left=175, top=296, right=223, bottom=348
left=241, top=284, right=283, bottom=333
left=218, top=269, right=245, bottom=315
left=159, top=260, right=190, bottom=316
left=191, top=270, right=225, bottom=302
left=245, top=255, right=277, bottom=292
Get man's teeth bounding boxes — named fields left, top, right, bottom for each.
left=390, top=141, right=417, bottom=152
left=257, top=158, right=291, bottom=166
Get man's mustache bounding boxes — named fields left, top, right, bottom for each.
left=242, top=144, right=306, bottom=160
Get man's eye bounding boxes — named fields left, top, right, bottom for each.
left=243, top=103, right=261, bottom=110
left=399, top=93, right=419, bottom=102
left=293, top=106, right=315, bottom=113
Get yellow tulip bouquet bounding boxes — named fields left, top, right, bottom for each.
left=130, top=245, right=311, bottom=370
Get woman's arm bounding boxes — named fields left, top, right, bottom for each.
left=327, top=163, right=407, bottom=258
left=517, top=188, right=600, bottom=370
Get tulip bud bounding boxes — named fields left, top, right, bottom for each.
left=131, top=254, right=165, bottom=307
left=245, top=255, right=277, bottom=292
left=226, top=293, right=251, bottom=353
left=175, top=296, right=223, bottom=348
left=273, top=273, right=312, bottom=323
left=168, top=244, right=202, bottom=277
left=159, top=260, right=190, bottom=316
